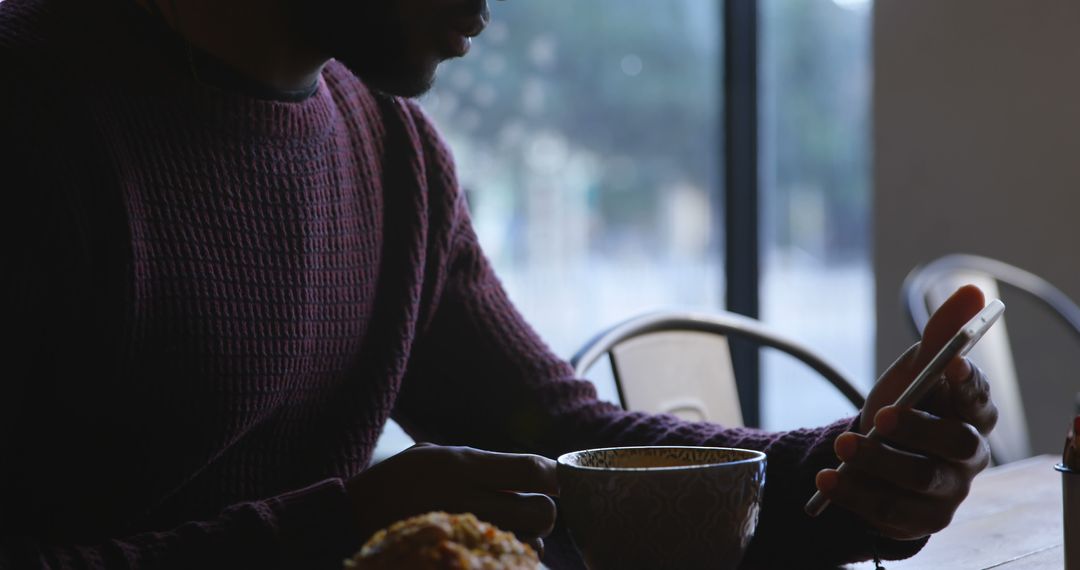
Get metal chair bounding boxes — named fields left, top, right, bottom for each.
left=903, top=253, right=1080, bottom=464
left=570, top=310, right=865, bottom=427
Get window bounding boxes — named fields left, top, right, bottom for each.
left=381, top=0, right=876, bottom=451
left=423, top=0, right=724, bottom=403
left=759, top=0, right=875, bottom=430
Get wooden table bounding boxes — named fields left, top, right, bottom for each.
left=848, top=454, right=1065, bottom=569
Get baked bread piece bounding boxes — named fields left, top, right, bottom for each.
left=345, top=512, right=540, bottom=570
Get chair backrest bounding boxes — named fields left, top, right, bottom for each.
left=571, top=311, right=865, bottom=427
left=903, top=253, right=1080, bottom=464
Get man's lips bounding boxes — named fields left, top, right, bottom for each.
left=447, top=13, right=489, bottom=38
left=431, top=0, right=490, bottom=58
left=434, top=12, right=488, bottom=58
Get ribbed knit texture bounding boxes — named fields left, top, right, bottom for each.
left=0, top=0, right=927, bottom=568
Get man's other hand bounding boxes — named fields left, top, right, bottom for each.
left=815, top=285, right=998, bottom=540
left=346, top=443, right=558, bottom=552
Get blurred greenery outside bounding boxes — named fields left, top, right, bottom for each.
left=413, top=0, right=875, bottom=430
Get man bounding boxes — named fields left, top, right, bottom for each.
left=0, top=0, right=996, bottom=567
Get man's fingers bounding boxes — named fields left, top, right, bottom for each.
left=457, top=491, right=558, bottom=540
left=835, top=433, right=962, bottom=497
left=913, top=285, right=985, bottom=368
left=875, top=407, right=988, bottom=467
left=459, top=448, right=559, bottom=496
left=873, top=344, right=921, bottom=404
left=816, top=468, right=954, bottom=540
left=944, top=363, right=998, bottom=435
left=418, top=446, right=559, bottom=536
left=944, top=355, right=972, bottom=383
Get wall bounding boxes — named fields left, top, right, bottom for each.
left=874, top=0, right=1080, bottom=455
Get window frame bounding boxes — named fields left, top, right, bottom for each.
left=723, top=0, right=762, bottom=427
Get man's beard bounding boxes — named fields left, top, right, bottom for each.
left=290, top=0, right=438, bottom=98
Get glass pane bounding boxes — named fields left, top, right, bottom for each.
left=759, top=0, right=875, bottom=430
left=422, top=0, right=724, bottom=395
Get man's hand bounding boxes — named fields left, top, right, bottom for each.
left=815, top=285, right=998, bottom=540
left=346, top=443, right=558, bottom=550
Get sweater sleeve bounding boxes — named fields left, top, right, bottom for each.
left=391, top=109, right=928, bottom=568
left=0, top=480, right=360, bottom=570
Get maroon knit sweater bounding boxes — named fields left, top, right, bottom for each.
left=0, top=0, right=926, bottom=568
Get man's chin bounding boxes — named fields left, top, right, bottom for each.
left=337, top=59, right=439, bottom=99
left=365, top=73, right=437, bottom=99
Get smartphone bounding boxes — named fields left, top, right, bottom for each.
left=804, top=299, right=1005, bottom=517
